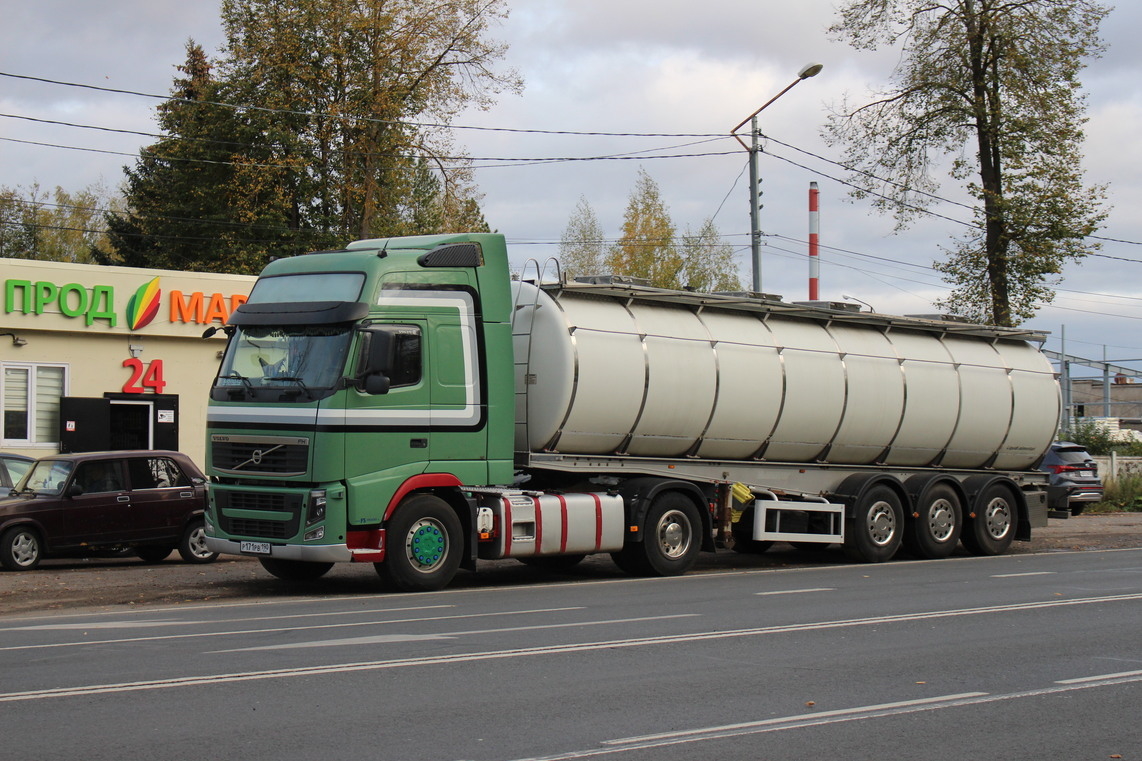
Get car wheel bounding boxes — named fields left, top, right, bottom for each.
left=178, top=520, right=219, bottom=563
left=1, top=526, right=43, bottom=571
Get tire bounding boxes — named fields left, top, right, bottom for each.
left=903, top=483, right=963, bottom=559
left=1070, top=504, right=1086, bottom=517
left=178, top=520, right=219, bottom=564
left=135, top=546, right=173, bottom=563
left=1, top=526, right=43, bottom=571
left=613, top=492, right=702, bottom=576
left=843, top=484, right=904, bottom=563
left=729, top=505, right=775, bottom=554
left=518, top=554, right=586, bottom=571
left=259, top=557, right=335, bottom=581
left=376, top=494, right=462, bottom=592
left=962, top=483, right=1018, bottom=556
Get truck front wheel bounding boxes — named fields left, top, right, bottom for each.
left=376, top=494, right=462, bottom=592
left=612, top=492, right=702, bottom=577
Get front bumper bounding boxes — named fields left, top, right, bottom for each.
left=205, top=536, right=353, bottom=563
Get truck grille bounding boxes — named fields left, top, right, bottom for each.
left=211, top=435, right=310, bottom=476
left=215, top=489, right=302, bottom=540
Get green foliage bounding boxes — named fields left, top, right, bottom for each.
left=559, top=196, right=606, bottom=280
left=607, top=169, right=682, bottom=288
left=681, top=218, right=743, bottom=293
left=99, top=1, right=519, bottom=274
left=563, top=171, right=742, bottom=292
left=1060, top=421, right=1142, bottom=456
left=1093, top=474, right=1142, bottom=513
left=826, top=0, right=1110, bottom=327
left=1, top=183, right=115, bottom=263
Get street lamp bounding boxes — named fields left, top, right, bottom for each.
left=731, top=62, right=823, bottom=294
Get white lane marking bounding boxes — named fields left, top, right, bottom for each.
left=213, top=614, right=700, bottom=652
left=754, top=588, right=835, bottom=596
left=4, top=593, right=1142, bottom=703
left=0, top=607, right=585, bottom=652
left=1056, top=669, right=1142, bottom=684
left=604, top=693, right=990, bottom=745
left=991, top=572, right=1056, bottom=578
left=505, top=675, right=1142, bottom=761
left=4, top=604, right=455, bottom=632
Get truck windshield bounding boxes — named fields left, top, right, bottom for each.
left=213, top=325, right=354, bottom=401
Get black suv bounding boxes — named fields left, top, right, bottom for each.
left=0, top=450, right=218, bottom=571
left=1040, top=441, right=1104, bottom=516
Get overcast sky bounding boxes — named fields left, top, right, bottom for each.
left=3, top=0, right=1141, bottom=377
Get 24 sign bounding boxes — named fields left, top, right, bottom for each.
left=122, top=358, right=167, bottom=394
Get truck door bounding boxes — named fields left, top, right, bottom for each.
left=342, top=322, right=434, bottom=490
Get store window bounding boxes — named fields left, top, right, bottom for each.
left=2, top=364, right=66, bottom=446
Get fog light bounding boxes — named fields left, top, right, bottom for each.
left=304, top=526, right=325, bottom=542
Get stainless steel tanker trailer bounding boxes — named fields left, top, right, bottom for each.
left=203, top=233, right=1058, bottom=591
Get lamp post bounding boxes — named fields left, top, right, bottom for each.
left=731, top=62, right=823, bottom=294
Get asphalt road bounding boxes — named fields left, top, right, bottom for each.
left=3, top=512, right=1141, bottom=617
left=1, top=543, right=1141, bottom=760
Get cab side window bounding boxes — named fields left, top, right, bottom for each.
left=127, top=457, right=188, bottom=489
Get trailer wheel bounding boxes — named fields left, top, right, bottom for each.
left=377, top=494, right=462, bottom=592
left=613, top=492, right=701, bottom=576
left=259, top=558, right=334, bottom=581
left=962, top=483, right=1017, bottom=556
left=903, top=483, right=962, bottom=559
left=843, top=484, right=903, bottom=563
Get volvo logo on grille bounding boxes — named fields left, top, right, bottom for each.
left=251, top=449, right=264, bottom=465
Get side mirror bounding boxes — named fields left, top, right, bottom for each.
left=364, top=374, right=391, bottom=395
left=68, top=482, right=84, bottom=497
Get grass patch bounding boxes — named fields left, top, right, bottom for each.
left=1090, top=474, right=1142, bottom=513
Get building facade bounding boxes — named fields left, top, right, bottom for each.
left=1, top=258, right=256, bottom=469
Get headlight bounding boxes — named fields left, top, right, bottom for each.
left=306, top=489, right=327, bottom=526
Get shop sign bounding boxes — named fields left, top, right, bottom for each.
left=4, top=276, right=248, bottom=330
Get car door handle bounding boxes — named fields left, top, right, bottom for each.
left=117, top=495, right=130, bottom=502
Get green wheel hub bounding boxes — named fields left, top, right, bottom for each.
left=406, top=519, right=447, bottom=571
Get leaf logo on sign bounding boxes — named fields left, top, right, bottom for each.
left=126, top=277, right=162, bottom=330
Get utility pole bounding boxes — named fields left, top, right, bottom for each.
left=731, top=62, right=823, bottom=294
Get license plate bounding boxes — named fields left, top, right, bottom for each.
left=1079, top=471, right=1094, bottom=478
left=240, top=541, right=272, bottom=555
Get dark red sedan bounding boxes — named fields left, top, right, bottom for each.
left=0, top=450, right=217, bottom=571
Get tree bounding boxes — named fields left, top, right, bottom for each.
left=680, top=218, right=742, bottom=293
left=97, top=42, right=299, bottom=274
left=1, top=183, right=114, bottom=263
left=558, top=196, right=606, bottom=280
left=216, top=0, right=519, bottom=240
left=606, top=168, right=682, bottom=288
left=825, top=0, right=1109, bottom=326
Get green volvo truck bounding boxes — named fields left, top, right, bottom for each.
left=203, top=233, right=1058, bottom=591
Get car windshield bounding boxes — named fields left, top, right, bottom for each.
left=214, top=324, right=354, bottom=401
left=19, top=460, right=74, bottom=495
